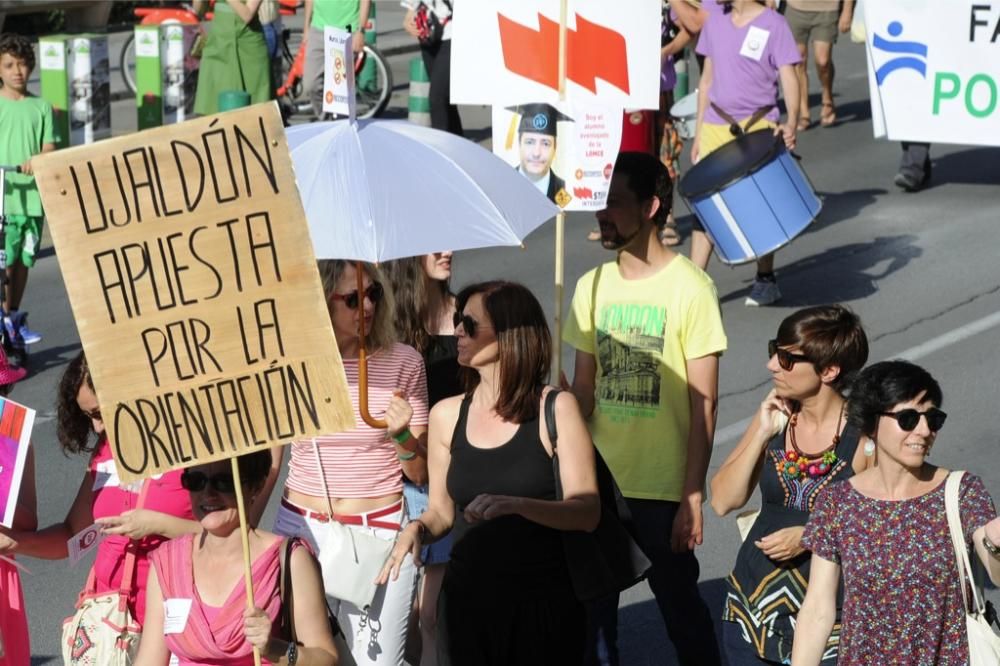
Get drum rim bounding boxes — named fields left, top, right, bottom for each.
left=679, top=130, right=784, bottom=199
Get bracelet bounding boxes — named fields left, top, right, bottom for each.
left=397, top=449, right=417, bottom=461
left=984, top=535, right=1000, bottom=558
left=391, top=428, right=413, bottom=444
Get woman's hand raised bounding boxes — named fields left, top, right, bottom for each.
left=757, top=389, right=792, bottom=441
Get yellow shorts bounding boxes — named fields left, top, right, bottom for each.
left=699, top=118, right=777, bottom=159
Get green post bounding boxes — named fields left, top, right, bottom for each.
left=408, top=57, right=431, bottom=126
left=674, top=49, right=689, bottom=99
left=357, top=2, right=377, bottom=92
left=218, top=90, right=252, bottom=111
left=135, top=25, right=163, bottom=129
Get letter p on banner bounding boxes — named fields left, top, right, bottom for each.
left=31, top=103, right=354, bottom=483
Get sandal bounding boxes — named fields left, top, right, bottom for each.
left=820, top=103, right=837, bottom=127
left=658, top=213, right=681, bottom=246
left=797, top=116, right=812, bottom=132
left=587, top=227, right=601, bottom=241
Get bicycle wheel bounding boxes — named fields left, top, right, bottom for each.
left=120, top=33, right=137, bottom=94
left=355, top=44, right=392, bottom=119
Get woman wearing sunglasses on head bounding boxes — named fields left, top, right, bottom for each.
left=792, top=360, right=1000, bottom=665
left=377, top=281, right=600, bottom=665
left=0, top=352, right=199, bottom=659
left=266, top=260, right=428, bottom=666
left=135, top=451, right=339, bottom=665
left=709, top=305, right=869, bottom=665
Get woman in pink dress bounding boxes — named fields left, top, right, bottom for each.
left=2, top=353, right=199, bottom=639
left=135, top=450, right=339, bottom=665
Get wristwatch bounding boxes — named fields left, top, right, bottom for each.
left=285, top=641, right=298, bottom=665
left=984, top=534, right=1000, bottom=558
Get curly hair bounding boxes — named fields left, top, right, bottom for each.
left=57, top=352, right=99, bottom=455
left=0, top=33, right=36, bottom=73
left=317, top=259, right=397, bottom=352
left=773, top=304, right=869, bottom=393
left=847, top=360, right=943, bottom=438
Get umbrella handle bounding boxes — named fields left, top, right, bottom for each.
left=357, top=261, right=388, bottom=429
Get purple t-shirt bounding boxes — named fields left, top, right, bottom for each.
left=696, top=7, right=800, bottom=124
left=661, top=10, right=677, bottom=91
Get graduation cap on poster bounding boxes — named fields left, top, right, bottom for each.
left=504, top=103, right=575, bottom=149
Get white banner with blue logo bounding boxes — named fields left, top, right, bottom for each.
left=864, top=1, right=1000, bottom=145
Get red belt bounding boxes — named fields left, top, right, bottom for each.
left=280, top=498, right=403, bottom=531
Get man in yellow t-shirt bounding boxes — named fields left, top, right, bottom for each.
left=563, top=152, right=727, bottom=666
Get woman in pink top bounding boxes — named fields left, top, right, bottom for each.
left=135, top=450, right=339, bottom=666
left=2, top=353, right=198, bottom=630
left=268, top=260, right=429, bottom=666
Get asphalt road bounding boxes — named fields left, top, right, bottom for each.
left=17, top=14, right=1000, bottom=665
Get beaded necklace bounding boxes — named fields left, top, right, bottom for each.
left=779, top=405, right=844, bottom=481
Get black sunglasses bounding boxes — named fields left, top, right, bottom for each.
left=768, top=339, right=810, bottom=371
left=329, top=282, right=384, bottom=310
left=880, top=408, right=947, bottom=432
left=453, top=312, right=493, bottom=339
left=83, top=407, right=102, bottom=422
left=180, top=471, right=237, bottom=494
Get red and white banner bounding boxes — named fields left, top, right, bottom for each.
left=451, top=0, right=661, bottom=110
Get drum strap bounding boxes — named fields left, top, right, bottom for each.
left=710, top=103, right=774, bottom=137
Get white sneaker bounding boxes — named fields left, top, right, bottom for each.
left=745, top=278, right=781, bottom=307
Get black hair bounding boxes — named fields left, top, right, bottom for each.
left=613, top=151, right=673, bottom=226
left=774, top=305, right=869, bottom=392
left=0, top=33, right=36, bottom=73
left=235, top=449, right=273, bottom=491
left=57, top=352, right=99, bottom=455
left=847, top=360, right=943, bottom=437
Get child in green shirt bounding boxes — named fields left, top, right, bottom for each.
left=0, top=33, right=55, bottom=346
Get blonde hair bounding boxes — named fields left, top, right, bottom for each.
left=318, top=260, right=397, bottom=352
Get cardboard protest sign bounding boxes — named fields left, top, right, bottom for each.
left=493, top=102, right=622, bottom=211
left=33, top=102, right=354, bottom=483
left=452, top=0, right=660, bottom=109
left=864, top=1, right=1000, bottom=146
left=0, top=398, right=34, bottom=528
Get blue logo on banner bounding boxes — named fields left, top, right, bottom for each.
left=872, top=21, right=929, bottom=85
left=532, top=113, right=549, bottom=130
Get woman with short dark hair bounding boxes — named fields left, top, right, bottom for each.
left=378, top=280, right=600, bottom=665
left=710, top=305, right=869, bottom=665
left=793, top=360, right=1000, bottom=665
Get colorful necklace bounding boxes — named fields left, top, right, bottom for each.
left=779, top=406, right=843, bottom=482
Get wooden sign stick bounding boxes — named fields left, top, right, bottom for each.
left=554, top=0, right=569, bottom=380
left=231, top=457, right=262, bottom=666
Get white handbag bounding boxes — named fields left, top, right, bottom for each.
left=311, top=440, right=396, bottom=610
left=944, top=471, right=1000, bottom=666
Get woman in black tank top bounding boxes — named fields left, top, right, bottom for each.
left=377, top=281, right=600, bottom=665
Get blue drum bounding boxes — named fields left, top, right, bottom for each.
left=679, top=130, right=821, bottom=265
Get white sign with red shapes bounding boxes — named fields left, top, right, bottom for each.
left=452, top=0, right=661, bottom=109
left=492, top=101, right=623, bottom=212
left=323, top=26, right=356, bottom=119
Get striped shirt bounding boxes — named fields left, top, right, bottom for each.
left=286, top=343, right=429, bottom=499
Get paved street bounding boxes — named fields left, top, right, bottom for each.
left=15, top=7, right=1000, bottom=664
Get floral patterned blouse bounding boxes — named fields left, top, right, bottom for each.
left=802, top=473, right=997, bottom=665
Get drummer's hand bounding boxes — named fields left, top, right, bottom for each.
left=775, top=123, right=797, bottom=152
left=690, top=136, right=700, bottom=164
left=385, top=390, right=414, bottom=438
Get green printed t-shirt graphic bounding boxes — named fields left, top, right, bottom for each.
left=0, top=95, right=54, bottom=217
left=312, top=0, right=361, bottom=30
left=563, top=256, right=728, bottom=501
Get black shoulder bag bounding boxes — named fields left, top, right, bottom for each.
left=545, top=390, right=652, bottom=602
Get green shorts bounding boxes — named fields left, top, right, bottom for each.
left=4, top=215, right=44, bottom=268
left=785, top=5, right=839, bottom=45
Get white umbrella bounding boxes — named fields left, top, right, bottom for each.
left=287, top=119, right=559, bottom=427
left=287, top=119, right=560, bottom=262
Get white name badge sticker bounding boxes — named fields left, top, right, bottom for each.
left=163, top=598, right=193, bottom=634
left=740, top=26, right=771, bottom=62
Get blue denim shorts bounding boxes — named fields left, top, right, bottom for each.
left=403, top=481, right=453, bottom=565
